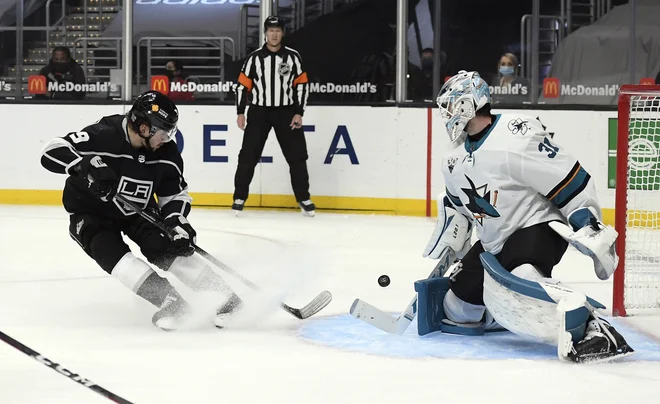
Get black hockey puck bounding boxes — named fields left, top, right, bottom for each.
left=378, top=275, right=391, bottom=287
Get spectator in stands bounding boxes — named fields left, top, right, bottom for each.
left=408, top=48, right=449, bottom=101
left=36, top=46, right=86, bottom=101
left=165, top=59, right=194, bottom=102
left=490, top=53, right=530, bottom=105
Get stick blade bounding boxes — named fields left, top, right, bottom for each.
left=350, top=298, right=400, bottom=334
left=282, top=290, right=333, bottom=319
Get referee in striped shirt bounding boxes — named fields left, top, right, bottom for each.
left=231, top=16, right=315, bottom=217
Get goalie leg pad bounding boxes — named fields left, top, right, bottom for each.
left=481, top=252, right=605, bottom=345
left=414, top=277, right=486, bottom=336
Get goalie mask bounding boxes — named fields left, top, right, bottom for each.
left=436, top=70, right=491, bottom=143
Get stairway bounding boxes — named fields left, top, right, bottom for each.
left=564, top=0, right=612, bottom=34
left=1, top=0, right=122, bottom=99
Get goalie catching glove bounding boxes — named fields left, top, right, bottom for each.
left=423, top=193, right=473, bottom=259
left=549, top=206, right=618, bottom=280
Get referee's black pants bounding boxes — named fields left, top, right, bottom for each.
left=233, top=105, right=311, bottom=202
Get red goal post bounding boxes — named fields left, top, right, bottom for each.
left=613, top=84, right=660, bottom=316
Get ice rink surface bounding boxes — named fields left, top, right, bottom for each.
left=2, top=205, right=660, bottom=404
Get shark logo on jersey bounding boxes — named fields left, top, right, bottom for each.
left=461, top=175, right=500, bottom=225
left=508, top=118, right=530, bottom=135
left=536, top=116, right=555, bottom=138
left=113, top=176, right=154, bottom=216
left=447, top=157, right=458, bottom=173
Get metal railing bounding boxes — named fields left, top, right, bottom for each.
left=238, top=0, right=359, bottom=59
left=520, top=15, right=564, bottom=84
left=519, top=0, right=613, bottom=98
left=45, top=0, right=67, bottom=59
left=136, top=36, right=236, bottom=100
left=73, top=37, right=122, bottom=83
left=238, top=4, right=260, bottom=60
left=561, top=0, right=612, bottom=35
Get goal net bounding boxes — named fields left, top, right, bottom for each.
left=613, top=85, right=660, bottom=316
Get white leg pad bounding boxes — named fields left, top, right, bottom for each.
left=483, top=265, right=560, bottom=345
left=111, top=252, right=155, bottom=293
left=443, top=289, right=486, bottom=324
left=168, top=255, right=231, bottom=293
left=511, top=264, right=546, bottom=281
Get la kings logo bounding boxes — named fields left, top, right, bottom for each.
left=114, top=176, right=154, bottom=216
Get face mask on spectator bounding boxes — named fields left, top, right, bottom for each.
left=421, top=58, right=433, bottom=70
left=499, top=66, right=514, bottom=76
left=165, top=69, right=175, bottom=79
left=53, top=62, right=69, bottom=73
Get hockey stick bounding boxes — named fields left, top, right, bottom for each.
left=0, top=330, right=134, bottom=404
left=349, top=247, right=457, bottom=335
left=113, top=194, right=332, bottom=320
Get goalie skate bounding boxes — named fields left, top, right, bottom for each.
left=565, top=316, right=635, bottom=364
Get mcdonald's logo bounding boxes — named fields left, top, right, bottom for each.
left=640, top=77, right=656, bottom=85
left=151, top=75, right=169, bottom=95
left=28, top=75, right=46, bottom=94
left=543, top=77, right=560, bottom=98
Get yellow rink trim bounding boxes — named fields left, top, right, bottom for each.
left=0, top=189, right=434, bottom=217
left=0, top=189, right=628, bottom=227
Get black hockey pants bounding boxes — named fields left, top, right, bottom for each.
left=233, top=105, right=311, bottom=202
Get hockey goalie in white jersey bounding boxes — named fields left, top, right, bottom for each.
left=421, top=70, right=633, bottom=363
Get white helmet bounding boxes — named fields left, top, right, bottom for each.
left=436, top=70, right=491, bottom=143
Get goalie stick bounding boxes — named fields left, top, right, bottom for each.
left=0, top=330, right=134, bottom=404
left=349, top=247, right=457, bottom=334
left=113, top=194, right=332, bottom=320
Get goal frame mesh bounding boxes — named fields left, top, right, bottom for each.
left=613, top=84, right=660, bottom=317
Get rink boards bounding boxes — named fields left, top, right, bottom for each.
left=0, top=104, right=630, bottom=224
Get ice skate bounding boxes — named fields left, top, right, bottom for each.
left=232, top=199, right=245, bottom=216
left=214, top=293, right=244, bottom=329
left=299, top=200, right=315, bottom=217
left=151, top=291, right=192, bottom=332
left=567, top=316, right=634, bottom=363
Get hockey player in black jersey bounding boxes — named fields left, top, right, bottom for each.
left=40, top=90, right=242, bottom=331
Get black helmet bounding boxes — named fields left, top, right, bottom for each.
left=264, top=16, right=285, bottom=32
left=128, top=90, right=178, bottom=142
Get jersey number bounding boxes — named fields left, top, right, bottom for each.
left=68, top=132, right=90, bottom=144
left=538, top=137, right=559, bottom=158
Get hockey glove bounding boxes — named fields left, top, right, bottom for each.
left=164, top=214, right=197, bottom=257
left=548, top=206, right=619, bottom=281
left=73, top=155, right=118, bottom=202
left=422, top=193, right=473, bottom=259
